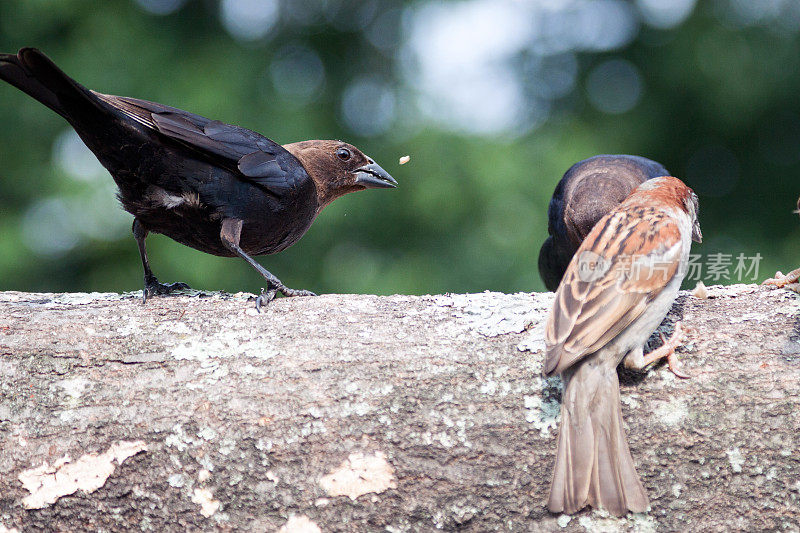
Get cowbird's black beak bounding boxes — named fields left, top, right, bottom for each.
left=353, top=161, right=397, bottom=189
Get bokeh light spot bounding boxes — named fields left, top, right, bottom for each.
left=523, top=53, right=578, bottom=100
left=220, top=0, right=279, bottom=41
left=636, top=0, right=696, bottom=29
left=22, top=198, right=81, bottom=257
left=269, top=45, right=325, bottom=105
left=585, top=59, right=643, bottom=114
left=341, top=77, right=396, bottom=137
left=366, top=8, right=403, bottom=52
left=53, top=129, right=107, bottom=183
left=570, top=0, right=639, bottom=51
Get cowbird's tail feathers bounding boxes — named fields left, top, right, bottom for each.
left=547, top=360, right=649, bottom=516
left=0, top=48, right=96, bottom=120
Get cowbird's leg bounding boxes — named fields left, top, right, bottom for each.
left=220, top=218, right=316, bottom=309
left=623, top=321, right=693, bottom=378
left=132, top=219, right=190, bottom=302
left=762, top=268, right=800, bottom=293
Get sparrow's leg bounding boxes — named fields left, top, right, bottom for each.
left=762, top=268, right=800, bottom=293
left=623, top=322, right=692, bottom=378
left=220, top=218, right=316, bottom=310
left=133, top=219, right=190, bottom=302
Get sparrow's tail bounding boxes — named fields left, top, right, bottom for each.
left=0, top=48, right=98, bottom=120
left=547, top=360, right=649, bottom=516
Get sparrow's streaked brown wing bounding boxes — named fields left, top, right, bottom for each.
left=544, top=207, right=683, bottom=376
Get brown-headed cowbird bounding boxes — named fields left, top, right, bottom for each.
left=0, top=48, right=396, bottom=307
left=538, top=155, right=670, bottom=291
left=544, top=176, right=701, bottom=516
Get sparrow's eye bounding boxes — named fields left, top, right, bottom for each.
left=336, top=148, right=351, bottom=161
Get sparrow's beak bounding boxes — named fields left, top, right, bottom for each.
left=353, top=161, right=397, bottom=189
left=692, top=220, right=702, bottom=243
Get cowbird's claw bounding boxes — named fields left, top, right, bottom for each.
left=253, top=283, right=315, bottom=312
left=142, top=276, right=191, bottom=303
left=254, top=287, right=278, bottom=312
left=277, top=285, right=317, bottom=298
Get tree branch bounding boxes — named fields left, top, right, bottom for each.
left=0, top=286, right=798, bottom=531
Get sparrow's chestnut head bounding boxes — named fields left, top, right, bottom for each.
left=637, top=175, right=701, bottom=243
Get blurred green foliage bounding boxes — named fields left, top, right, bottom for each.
left=0, top=0, right=797, bottom=296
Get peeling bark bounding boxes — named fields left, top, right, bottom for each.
left=0, top=286, right=798, bottom=532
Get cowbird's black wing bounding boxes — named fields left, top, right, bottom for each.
left=94, top=93, right=308, bottom=194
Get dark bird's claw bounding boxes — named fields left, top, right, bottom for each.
left=254, top=287, right=278, bottom=312
left=278, top=286, right=317, bottom=298
left=142, top=276, right=191, bottom=303
left=253, top=284, right=316, bottom=312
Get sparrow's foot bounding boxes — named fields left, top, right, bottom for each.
left=625, top=322, right=694, bottom=378
left=647, top=322, right=693, bottom=378
left=253, top=284, right=316, bottom=312
left=142, top=276, right=191, bottom=303
left=762, top=268, right=800, bottom=293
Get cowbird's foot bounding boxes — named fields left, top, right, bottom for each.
left=624, top=322, right=694, bottom=378
left=277, top=285, right=317, bottom=298
left=254, top=287, right=278, bottom=312
left=762, top=268, right=800, bottom=293
left=253, top=284, right=316, bottom=312
left=142, top=276, right=191, bottom=303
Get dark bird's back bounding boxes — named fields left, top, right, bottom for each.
left=538, top=154, right=669, bottom=291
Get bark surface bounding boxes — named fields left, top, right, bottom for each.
left=0, top=285, right=798, bottom=532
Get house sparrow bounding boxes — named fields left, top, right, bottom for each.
left=544, top=176, right=701, bottom=516
left=762, top=196, right=800, bottom=293
left=539, top=155, right=670, bottom=291
left=0, top=48, right=396, bottom=307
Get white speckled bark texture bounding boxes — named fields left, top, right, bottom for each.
left=0, top=286, right=798, bottom=532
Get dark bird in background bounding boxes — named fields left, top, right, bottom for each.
left=544, top=176, right=701, bottom=516
left=762, top=194, right=800, bottom=293
left=538, top=155, right=670, bottom=291
left=0, top=48, right=396, bottom=306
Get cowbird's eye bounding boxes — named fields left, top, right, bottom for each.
left=336, top=148, right=351, bottom=161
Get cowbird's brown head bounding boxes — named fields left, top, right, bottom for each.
left=283, top=140, right=396, bottom=210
